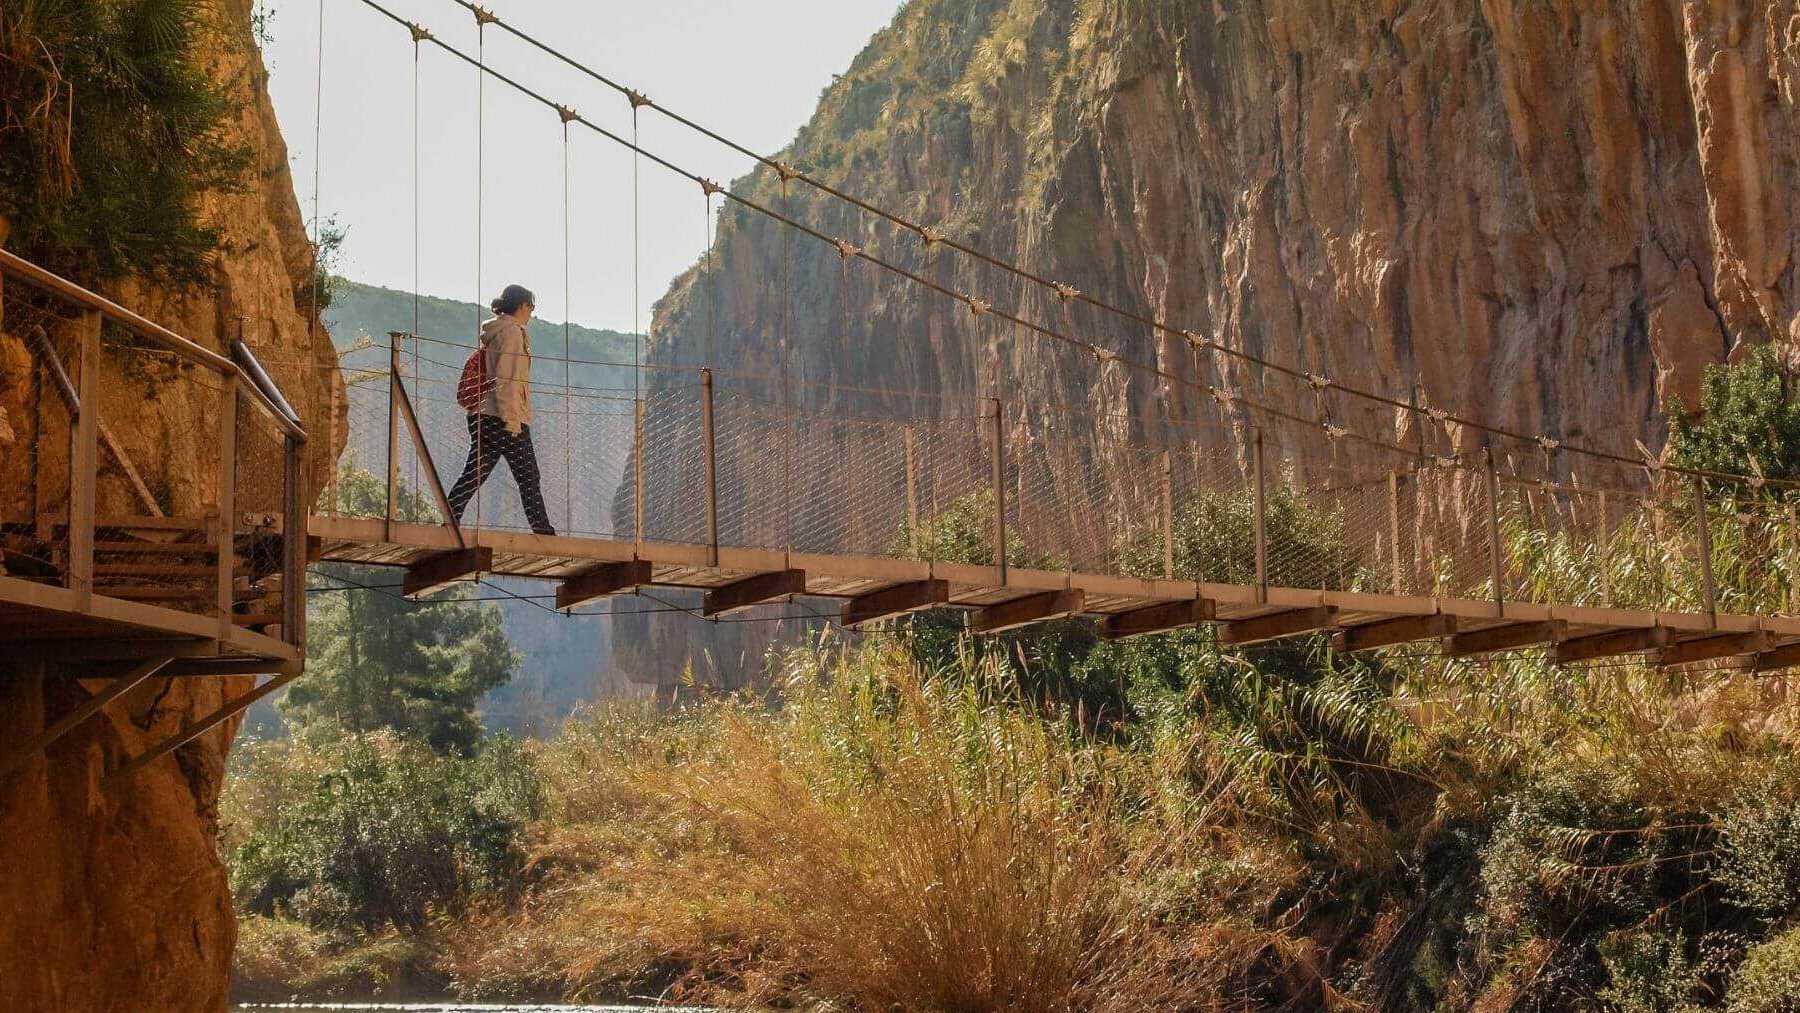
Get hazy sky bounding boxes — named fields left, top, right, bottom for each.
left=264, top=0, right=904, bottom=336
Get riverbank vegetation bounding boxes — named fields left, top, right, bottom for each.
left=225, top=354, right=1800, bottom=1009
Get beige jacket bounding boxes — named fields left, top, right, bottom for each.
left=479, top=315, right=532, bottom=432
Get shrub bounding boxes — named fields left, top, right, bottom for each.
left=223, top=731, right=542, bottom=931
left=0, top=0, right=250, bottom=283
left=1728, top=926, right=1800, bottom=1013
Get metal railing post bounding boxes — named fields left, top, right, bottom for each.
left=904, top=424, right=919, bottom=556
left=1596, top=490, right=1613, bottom=605
left=1695, top=476, right=1717, bottom=628
left=1252, top=428, right=1267, bottom=602
left=384, top=332, right=401, bottom=534
left=1160, top=449, right=1174, bottom=578
left=216, top=377, right=238, bottom=639
left=283, top=434, right=307, bottom=647
left=1484, top=443, right=1503, bottom=613
left=1788, top=499, right=1798, bottom=616
left=633, top=396, right=645, bottom=552
left=989, top=396, right=1007, bottom=586
left=701, top=368, right=719, bottom=566
left=1388, top=470, right=1403, bottom=595
left=69, top=310, right=100, bottom=605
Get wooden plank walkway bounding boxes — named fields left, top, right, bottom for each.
left=311, top=515, right=1800, bottom=668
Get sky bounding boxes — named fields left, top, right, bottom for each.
left=263, top=0, right=905, bottom=336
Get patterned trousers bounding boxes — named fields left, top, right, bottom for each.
left=447, top=413, right=555, bottom=535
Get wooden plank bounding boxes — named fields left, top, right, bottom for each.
left=702, top=569, right=806, bottom=618
left=70, top=310, right=99, bottom=606
left=402, top=547, right=494, bottom=599
left=842, top=579, right=949, bottom=628
left=1445, top=620, right=1567, bottom=657
left=1219, top=606, right=1338, bottom=647
left=1554, top=626, right=1671, bottom=664
left=556, top=559, right=652, bottom=611
left=968, top=589, right=1084, bottom=635
left=0, top=657, right=173, bottom=777
left=1100, top=598, right=1215, bottom=641
left=1331, top=613, right=1457, bottom=653
left=1753, top=641, right=1800, bottom=674
left=1656, top=630, right=1770, bottom=667
left=22, top=638, right=212, bottom=662
left=97, top=416, right=163, bottom=518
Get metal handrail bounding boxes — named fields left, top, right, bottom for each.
left=0, top=248, right=306, bottom=443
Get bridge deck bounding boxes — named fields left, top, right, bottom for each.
left=0, top=572, right=302, bottom=669
left=311, top=516, right=1800, bottom=659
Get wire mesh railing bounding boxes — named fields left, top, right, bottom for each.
left=318, top=329, right=1800, bottom=627
left=0, top=249, right=309, bottom=649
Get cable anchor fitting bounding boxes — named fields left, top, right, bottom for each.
left=1424, top=406, right=1450, bottom=424
left=555, top=104, right=579, bottom=124
left=1052, top=282, right=1080, bottom=303
left=699, top=178, right=723, bottom=197
left=626, top=89, right=652, bottom=110
left=407, top=21, right=433, bottom=43
left=917, top=225, right=945, bottom=248
left=832, top=239, right=861, bottom=261
left=1536, top=435, right=1560, bottom=453
left=967, top=298, right=991, bottom=318
left=1180, top=329, right=1206, bottom=349
left=1305, top=372, right=1332, bottom=392
left=771, top=160, right=801, bottom=183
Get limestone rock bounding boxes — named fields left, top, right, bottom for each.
left=0, top=0, right=338, bottom=1009
left=619, top=0, right=1800, bottom=684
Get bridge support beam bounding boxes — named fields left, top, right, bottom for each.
left=1331, top=613, right=1457, bottom=654
left=403, top=547, right=494, bottom=599
left=1753, top=640, right=1800, bottom=673
left=1220, top=606, right=1337, bottom=647
left=556, top=559, right=653, bottom=612
left=1445, top=620, right=1566, bottom=658
left=842, top=579, right=948, bottom=628
left=969, top=589, right=1084, bottom=635
left=1554, top=626, right=1670, bottom=665
left=0, top=657, right=172, bottom=778
left=1101, top=599, right=1214, bottom=641
left=703, top=569, right=806, bottom=618
left=1656, top=630, right=1769, bottom=668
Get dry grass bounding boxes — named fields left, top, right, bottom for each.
left=447, top=644, right=1305, bottom=1010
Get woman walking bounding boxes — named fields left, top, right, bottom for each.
left=448, top=284, right=556, bottom=535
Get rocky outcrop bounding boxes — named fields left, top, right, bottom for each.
left=0, top=1, right=338, bottom=1010
left=617, top=0, right=1800, bottom=684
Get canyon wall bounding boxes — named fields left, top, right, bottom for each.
left=615, top=0, right=1800, bottom=684
left=0, top=1, right=338, bottom=1009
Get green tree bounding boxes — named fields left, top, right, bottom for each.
left=1669, top=345, right=1800, bottom=491
left=287, top=467, right=517, bottom=754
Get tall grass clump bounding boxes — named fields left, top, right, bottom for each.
left=453, top=642, right=1313, bottom=1010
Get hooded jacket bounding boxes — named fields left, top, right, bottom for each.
left=478, top=314, right=531, bottom=432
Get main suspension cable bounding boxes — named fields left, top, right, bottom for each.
left=357, top=0, right=1783, bottom=493
left=428, top=0, right=1711, bottom=486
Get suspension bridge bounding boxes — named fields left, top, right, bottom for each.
left=6, top=0, right=1800, bottom=772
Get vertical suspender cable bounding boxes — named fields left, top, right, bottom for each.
left=473, top=16, right=486, bottom=532
left=562, top=117, right=573, bottom=533
left=410, top=30, right=423, bottom=509
left=310, top=0, right=328, bottom=511
left=631, top=105, right=643, bottom=554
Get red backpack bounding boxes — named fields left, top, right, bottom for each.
left=456, top=344, right=489, bottom=412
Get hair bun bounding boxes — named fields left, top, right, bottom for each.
left=489, top=298, right=505, bottom=313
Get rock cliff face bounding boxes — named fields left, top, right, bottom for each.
left=617, top=0, right=1800, bottom=684
left=0, top=1, right=337, bottom=1010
